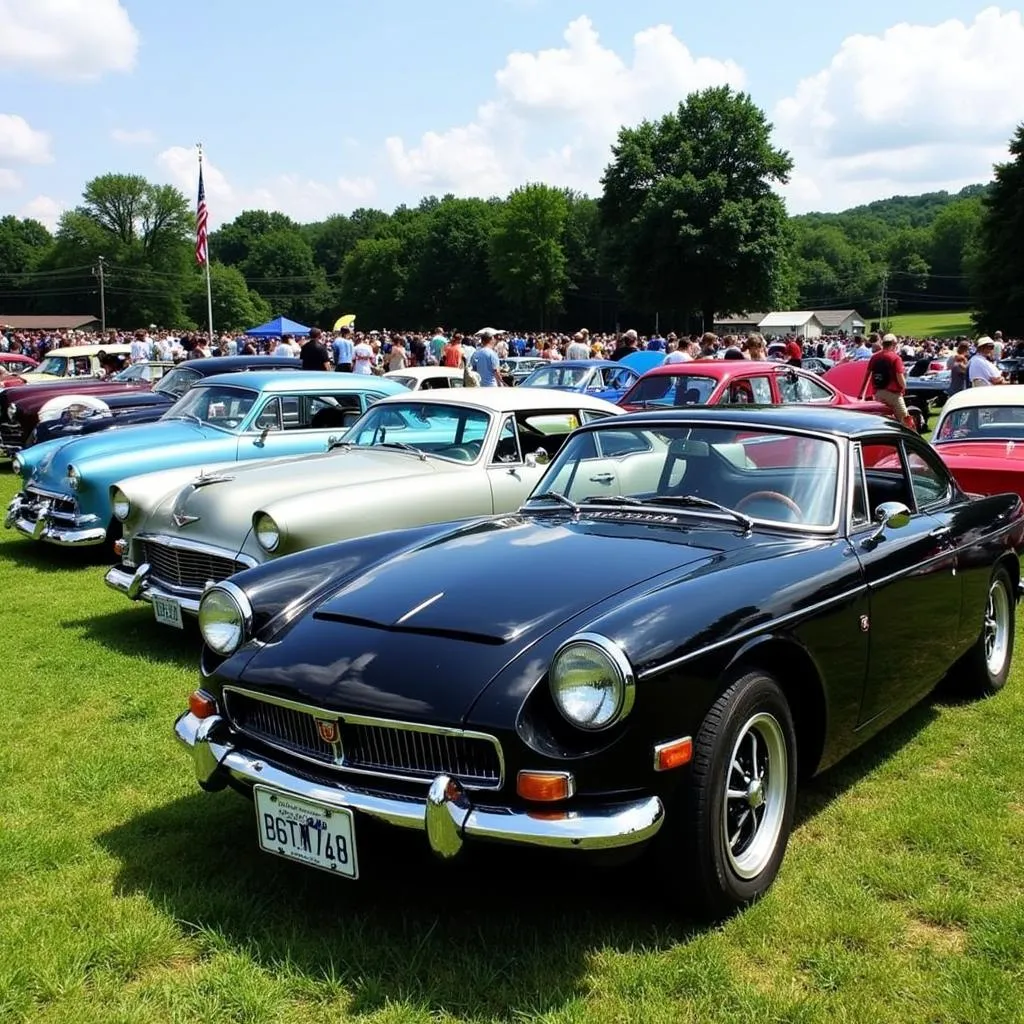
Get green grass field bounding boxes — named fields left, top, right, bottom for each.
left=1, top=469, right=1023, bottom=1023
left=886, top=310, right=974, bottom=339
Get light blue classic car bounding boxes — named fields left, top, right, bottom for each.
left=5, top=371, right=406, bottom=547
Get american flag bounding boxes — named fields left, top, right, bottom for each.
left=195, top=164, right=209, bottom=265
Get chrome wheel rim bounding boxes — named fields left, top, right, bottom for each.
left=984, top=579, right=1011, bottom=677
left=722, top=711, right=788, bottom=880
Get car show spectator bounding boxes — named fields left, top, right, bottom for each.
left=968, top=338, right=1006, bottom=386
left=332, top=327, right=355, bottom=372
left=867, top=333, right=914, bottom=428
left=300, top=327, right=331, bottom=371
left=469, top=335, right=503, bottom=386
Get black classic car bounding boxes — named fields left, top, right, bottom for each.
left=2, top=356, right=302, bottom=452
left=176, top=407, right=1022, bottom=917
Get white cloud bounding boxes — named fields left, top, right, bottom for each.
left=775, top=6, right=1024, bottom=211
left=155, top=146, right=377, bottom=225
left=0, top=0, right=138, bottom=79
left=0, top=114, right=52, bottom=164
left=20, top=195, right=63, bottom=230
left=0, top=168, right=21, bottom=190
left=111, top=128, right=156, bottom=146
left=385, top=15, right=745, bottom=197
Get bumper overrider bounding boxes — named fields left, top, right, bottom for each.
left=104, top=562, right=202, bottom=615
left=175, top=710, right=667, bottom=857
left=5, top=491, right=107, bottom=546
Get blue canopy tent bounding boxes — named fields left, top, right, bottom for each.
left=245, top=316, right=311, bottom=338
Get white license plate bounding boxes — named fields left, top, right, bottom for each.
left=152, top=594, right=183, bottom=629
left=253, top=786, right=358, bottom=878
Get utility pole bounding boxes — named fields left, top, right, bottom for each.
left=878, top=268, right=890, bottom=331
left=96, top=256, right=106, bottom=334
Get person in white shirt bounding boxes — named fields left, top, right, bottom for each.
left=352, top=338, right=374, bottom=374
left=968, top=338, right=1005, bottom=386
left=130, top=332, right=150, bottom=364
left=664, top=341, right=691, bottom=363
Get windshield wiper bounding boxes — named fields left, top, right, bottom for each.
left=525, top=491, right=580, bottom=514
left=643, top=494, right=753, bottom=532
left=375, top=441, right=427, bottom=461
left=168, top=412, right=203, bottom=426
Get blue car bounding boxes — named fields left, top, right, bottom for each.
left=5, top=371, right=406, bottom=548
left=520, top=360, right=642, bottom=403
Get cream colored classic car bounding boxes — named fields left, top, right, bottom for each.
left=384, top=366, right=474, bottom=390
left=103, top=388, right=623, bottom=627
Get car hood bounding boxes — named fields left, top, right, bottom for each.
left=140, top=447, right=464, bottom=553
left=824, top=360, right=870, bottom=399
left=25, top=419, right=224, bottom=490
left=236, top=515, right=802, bottom=724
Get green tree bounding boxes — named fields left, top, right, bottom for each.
left=340, top=236, right=411, bottom=327
left=186, top=263, right=272, bottom=331
left=210, top=210, right=298, bottom=268
left=488, top=183, right=569, bottom=327
left=0, top=216, right=54, bottom=314
left=599, top=86, right=793, bottom=330
left=241, top=229, right=329, bottom=324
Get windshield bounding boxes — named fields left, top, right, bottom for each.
left=112, top=364, right=154, bottom=383
left=523, top=365, right=591, bottom=388
left=155, top=364, right=202, bottom=398
left=623, top=374, right=718, bottom=407
left=935, top=405, right=1024, bottom=442
left=343, top=402, right=491, bottom=462
left=35, top=356, right=68, bottom=377
left=531, top=423, right=841, bottom=529
left=162, top=384, right=258, bottom=429
left=388, top=375, right=417, bottom=390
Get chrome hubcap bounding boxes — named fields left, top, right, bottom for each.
left=984, top=580, right=1010, bottom=677
left=723, top=712, right=787, bottom=880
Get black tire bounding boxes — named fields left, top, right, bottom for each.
left=667, top=670, right=797, bottom=919
left=908, top=407, right=926, bottom=433
left=953, top=567, right=1015, bottom=697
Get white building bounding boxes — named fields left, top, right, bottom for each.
left=757, top=312, right=824, bottom=340
left=814, top=309, right=867, bottom=336
left=713, top=312, right=766, bottom=334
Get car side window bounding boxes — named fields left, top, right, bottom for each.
left=779, top=372, right=832, bottom=403
left=492, top=416, right=522, bottom=464
left=861, top=442, right=913, bottom=512
left=304, top=394, right=362, bottom=430
left=850, top=444, right=870, bottom=529
left=255, top=398, right=283, bottom=431
left=904, top=442, right=952, bottom=509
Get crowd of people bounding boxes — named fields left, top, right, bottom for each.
left=1, top=321, right=1020, bottom=401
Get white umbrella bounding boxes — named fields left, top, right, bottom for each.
left=474, top=327, right=506, bottom=337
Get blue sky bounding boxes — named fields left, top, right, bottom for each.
left=2, top=1, right=1022, bottom=228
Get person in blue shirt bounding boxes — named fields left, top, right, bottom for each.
left=470, top=336, right=503, bottom=386
left=332, top=327, right=355, bottom=372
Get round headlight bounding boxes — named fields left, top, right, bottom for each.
left=254, top=512, right=281, bottom=552
left=198, top=583, right=252, bottom=656
left=549, top=633, right=635, bottom=731
left=111, top=487, right=131, bottom=522
left=8, top=403, right=18, bottom=420
left=67, top=465, right=81, bottom=490
left=11, top=455, right=23, bottom=476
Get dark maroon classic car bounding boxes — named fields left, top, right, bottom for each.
left=175, top=406, right=1022, bottom=918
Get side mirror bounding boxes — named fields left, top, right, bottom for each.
left=525, top=448, right=549, bottom=468
left=255, top=425, right=270, bottom=446
left=868, top=501, right=911, bottom=543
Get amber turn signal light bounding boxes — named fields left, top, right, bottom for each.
left=517, top=770, right=575, bottom=802
left=113, top=539, right=128, bottom=556
left=188, top=690, right=217, bottom=720
left=654, top=736, right=693, bottom=772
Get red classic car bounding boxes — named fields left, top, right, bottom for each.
left=619, top=360, right=893, bottom=418
left=0, top=354, right=39, bottom=379
left=932, top=386, right=1024, bottom=499
left=825, top=360, right=935, bottom=431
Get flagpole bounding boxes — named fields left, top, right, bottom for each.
left=197, top=142, right=214, bottom=343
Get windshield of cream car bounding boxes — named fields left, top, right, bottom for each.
left=162, top=384, right=258, bottom=429
left=935, top=405, right=1024, bottom=442
left=531, top=424, right=841, bottom=529
left=344, top=402, right=491, bottom=462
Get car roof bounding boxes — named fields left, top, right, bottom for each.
left=938, top=383, right=1024, bottom=415
left=41, top=344, right=132, bottom=357
left=609, top=405, right=909, bottom=438
left=384, top=367, right=463, bottom=379
left=638, top=359, right=799, bottom=380
left=197, top=371, right=407, bottom=394
left=371, top=386, right=624, bottom=414
left=181, top=355, right=301, bottom=373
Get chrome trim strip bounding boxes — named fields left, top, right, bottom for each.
left=175, top=711, right=664, bottom=853
left=136, top=531, right=258, bottom=567
left=105, top=564, right=207, bottom=614
left=638, top=584, right=869, bottom=679
left=221, top=685, right=507, bottom=791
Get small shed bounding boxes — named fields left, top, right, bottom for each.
left=757, top=312, right=825, bottom=340
left=0, top=314, right=100, bottom=331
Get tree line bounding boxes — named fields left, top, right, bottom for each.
left=1, top=87, right=1021, bottom=335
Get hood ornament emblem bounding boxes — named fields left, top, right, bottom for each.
left=173, top=512, right=200, bottom=528
left=192, top=468, right=235, bottom=488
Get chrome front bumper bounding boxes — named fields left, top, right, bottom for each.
left=175, top=710, right=666, bottom=856
left=104, top=562, right=202, bottom=615
left=4, top=494, right=107, bottom=546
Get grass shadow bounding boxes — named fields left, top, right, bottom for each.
left=99, top=790, right=700, bottom=1019
left=0, top=534, right=117, bottom=572
left=63, top=606, right=200, bottom=668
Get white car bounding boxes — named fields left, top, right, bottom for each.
left=384, top=366, right=473, bottom=390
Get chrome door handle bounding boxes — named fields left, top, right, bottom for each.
left=589, top=473, right=614, bottom=483
left=929, top=526, right=952, bottom=542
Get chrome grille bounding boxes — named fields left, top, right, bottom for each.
left=0, top=423, right=23, bottom=451
left=23, top=487, right=78, bottom=521
left=223, top=689, right=503, bottom=790
left=141, top=540, right=244, bottom=592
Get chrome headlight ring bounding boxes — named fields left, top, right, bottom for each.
left=111, top=487, right=131, bottom=522
left=548, top=632, right=635, bottom=731
left=197, top=580, right=253, bottom=656
left=253, top=511, right=281, bottom=552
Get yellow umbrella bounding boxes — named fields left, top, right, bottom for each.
left=333, top=313, right=356, bottom=330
